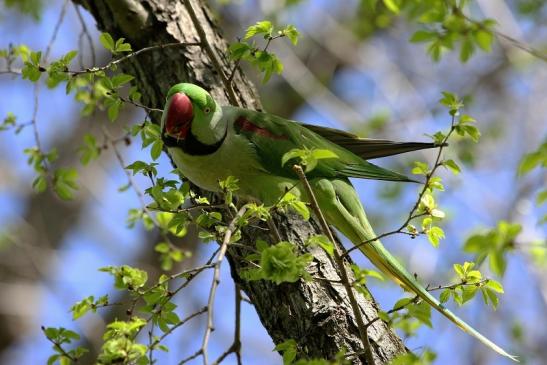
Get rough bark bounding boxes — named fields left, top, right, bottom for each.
left=73, top=0, right=407, bottom=363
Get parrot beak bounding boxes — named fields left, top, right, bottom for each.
left=165, top=93, right=193, bottom=139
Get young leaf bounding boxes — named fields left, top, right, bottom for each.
left=281, top=25, right=299, bottom=45
left=244, top=20, right=274, bottom=40
left=442, top=159, right=461, bottom=175
left=99, top=32, right=115, bottom=52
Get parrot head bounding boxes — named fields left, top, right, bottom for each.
left=162, top=83, right=223, bottom=145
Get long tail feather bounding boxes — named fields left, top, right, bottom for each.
left=303, top=123, right=445, bottom=160
left=312, top=178, right=518, bottom=362
left=361, top=243, right=519, bottom=362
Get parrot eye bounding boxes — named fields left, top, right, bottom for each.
left=204, top=107, right=211, bottom=114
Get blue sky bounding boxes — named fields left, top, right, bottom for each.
left=0, top=1, right=545, bottom=364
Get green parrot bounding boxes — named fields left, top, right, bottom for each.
left=161, top=83, right=517, bottom=361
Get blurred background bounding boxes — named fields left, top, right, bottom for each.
left=0, top=0, right=545, bottom=364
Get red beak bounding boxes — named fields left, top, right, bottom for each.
left=166, top=93, right=193, bottom=139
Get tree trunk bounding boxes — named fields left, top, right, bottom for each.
left=73, top=0, right=407, bottom=363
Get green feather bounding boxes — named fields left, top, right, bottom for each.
left=162, top=84, right=518, bottom=362
left=232, top=107, right=415, bottom=182
left=303, top=123, right=445, bottom=160
left=312, top=178, right=517, bottom=362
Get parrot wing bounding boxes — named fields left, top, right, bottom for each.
left=231, top=108, right=415, bottom=182
left=302, top=123, right=444, bottom=160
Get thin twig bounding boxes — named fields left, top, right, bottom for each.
left=266, top=217, right=282, bottom=243
left=69, top=42, right=201, bottom=76
left=29, top=0, right=70, bottom=179
left=211, top=284, right=243, bottom=365
left=151, top=306, right=208, bottom=346
left=102, top=126, right=149, bottom=214
left=102, top=125, right=182, bottom=260
left=41, top=326, right=78, bottom=363
left=226, top=59, right=241, bottom=84
left=148, top=324, right=155, bottom=365
left=116, top=93, right=163, bottom=113
left=428, top=278, right=490, bottom=292
left=73, top=3, right=96, bottom=67
left=178, top=349, right=203, bottom=365
left=495, top=31, right=547, bottom=63
left=451, top=5, right=547, bottom=63
left=292, top=165, right=375, bottom=365
left=147, top=203, right=226, bottom=214
left=364, top=295, right=421, bottom=330
left=344, top=115, right=456, bottom=257
left=234, top=284, right=243, bottom=365
left=201, top=206, right=247, bottom=365
left=44, top=0, right=70, bottom=61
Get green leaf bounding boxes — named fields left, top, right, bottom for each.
left=273, top=339, right=297, bottom=365
left=486, top=279, right=504, bottom=293
left=460, top=285, right=478, bottom=304
left=442, top=159, right=461, bottom=175
left=62, top=50, right=78, bottom=65
left=420, top=193, right=435, bottom=211
left=393, top=297, right=413, bottom=310
left=281, top=24, right=299, bottom=45
left=440, top=289, right=451, bottom=303
left=460, top=124, right=481, bottom=142
left=79, top=133, right=100, bottom=165
left=99, top=32, right=115, bottom=52
left=428, top=176, right=444, bottom=192
left=245, top=241, right=312, bottom=284
left=100, top=265, right=148, bottom=290
left=243, top=20, right=274, bottom=40
left=426, top=226, right=445, bottom=247
left=71, top=295, right=107, bottom=320
left=427, top=40, right=443, bottom=62
left=277, top=192, right=310, bottom=220
left=453, top=263, right=465, bottom=279
left=154, top=242, right=170, bottom=254
left=32, top=175, right=48, bottom=193
left=114, top=38, right=132, bottom=53
left=306, top=235, right=334, bottom=256
left=281, top=148, right=337, bottom=172
left=125, top=160, right=158, bottom=177
left=21, top=59, right=42, bottom=82
left=111, top=73, right=134, bottom=88
left=150, top=140, right=164, bottom=160
left=53, top=168, right=79, bottom=200
left=481, top=286, right=500, bottom=309
left=408, top=301, right=432, bottom=327
left=474, top=29, right=493, bottom=52
left=107, top=99, right=122, bottom=122
left=390, top=350, right=437, bottom=365
left=310, top=149, right=338, bottom=161
left=409, top=30, right=437, bottom=43
left=30, top=50, right=41, bottom=65
left=47, top=354, right=60, bottom=365
left=430, top=208, right=445, bottom=218
left=253, top=50, right=283, bottom=83
left=459, top=36, right=475, bottom=62
left=489, top=251, right=507, bottom=277
left=537, top=190, right=547, bottom=206
left=229, top=42, right=252, bottom=60
left=429, top=131, right=446, bottom=145
left=439, top=91, right=464, bottom=113
left=1, top=112, right=17, bottom=131
left=281, top=149, right=305, bottom=167
left=382, top=0, right=400, bottom=13
left=518, top=143, right=546, bottom=176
